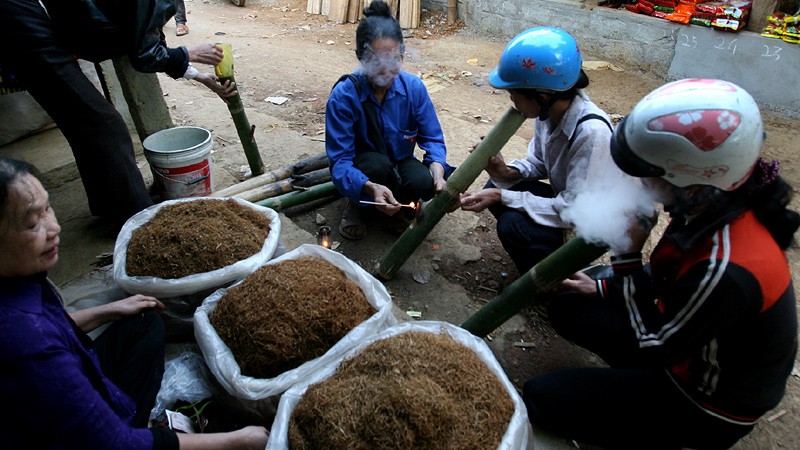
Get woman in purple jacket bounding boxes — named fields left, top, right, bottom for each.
left=0, top=157, right=267, bottom=449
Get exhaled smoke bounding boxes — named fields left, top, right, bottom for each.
left=561, top=169, right=658, bottom=254
left=360, top=47, right=403, bottom=88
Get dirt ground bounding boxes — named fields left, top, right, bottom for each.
left=27, top=0, right=800, bottom=447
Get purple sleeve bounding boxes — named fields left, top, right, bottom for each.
left=1, top=315, right=155, bottom=449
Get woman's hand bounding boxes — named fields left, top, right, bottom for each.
left=69, top=294, right=164, bottom=333
left=176, top=425, right=269, bottom=450
left=195, top=73, right=238, bottom=101
left=188, top=43, right=224, bottom=65
left=112, top=295, right=165, bottom=317
left=484, top=152, right=511, bottom=180
left=460, top=188, right=501, bottom=213
left=560, top=272, right=599, bottom=298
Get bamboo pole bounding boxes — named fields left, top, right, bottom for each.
left=219, top=74, right=264, bottom=177
left=235, top=168, right=331, bottom=202
left=461, top=237, right=607, bottom=338
left=215, top=44, right=264, bottom=177
left=254, top=181, right=339, bottom=211
left=447, top=0, right=457, bottom=23
left=375, top=107, right=527, bottom=280
left=212, top=152, right=328, bottom=198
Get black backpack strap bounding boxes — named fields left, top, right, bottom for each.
left=576, top=113, right=613, bottom=132
left=570, top=113, right=613, bottom=149
left=332, top=74, right=389, bottom=157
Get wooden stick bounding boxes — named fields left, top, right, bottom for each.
left=347, top=0, right=359, bottom=22
left=447, top=0, right=457, bottom=23
left=358, top=200, right=416, bottom=208
left=375, top=107, right=526, bottom=280
left=461, top=237, right=607, bottom=338
left=328, top=0, right=347, bottom=22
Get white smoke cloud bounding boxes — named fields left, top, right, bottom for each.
left=561, top=171, right=658, bottom=254
left=360, top=45, right=403, bottom=88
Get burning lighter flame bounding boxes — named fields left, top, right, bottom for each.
left=409, top=202, right=416, bottom=209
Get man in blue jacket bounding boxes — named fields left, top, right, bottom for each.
left=325, top=0, right=452, bottom=240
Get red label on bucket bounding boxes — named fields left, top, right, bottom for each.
left=152, top=159, right=212, bottom=199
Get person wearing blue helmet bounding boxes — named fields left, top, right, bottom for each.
left=459, top=27, right=624, bottom=273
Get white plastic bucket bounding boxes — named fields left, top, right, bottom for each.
left=143, top=126, right=213, bottom=199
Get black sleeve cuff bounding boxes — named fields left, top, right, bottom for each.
left=150, top=427, right=180, bottom=450
left=164, top=47, right=190, bottom=79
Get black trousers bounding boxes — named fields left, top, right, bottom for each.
left=486, top=179, right=565, bottom=274
left=95, top=310, right=166, bottom=428
left=0, top=0, right=153, bottom=223
left=522, top=291, right=754, bottom=449
left=354, top=152, right=436, bottom=204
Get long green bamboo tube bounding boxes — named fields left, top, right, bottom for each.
left=213, top=152, right=328, bottom=198
left=461, top=237, right=607, bottom=338
left=254, top=181, right=339, bottom=211
left=236, top=168, right=331, bottom=202
left=375, top=107, right=527, bottom=280
left=219, top=73, right=264, bottom=177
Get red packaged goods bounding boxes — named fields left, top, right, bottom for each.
left=654, top=10, right=671, bottom=18
left=625, top=3, right=641, bottom=12
left=667, top=11, right=693, bottom=23
left=637, top=2, right=655, bottom=14
left=696, top=0, right=751, bottom=19
left=654, top=0, right=676, bottom=7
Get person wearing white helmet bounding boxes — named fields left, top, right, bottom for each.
left=459, top=27, right=625, bottom=273
left=524, top=79, right=799, bottom=449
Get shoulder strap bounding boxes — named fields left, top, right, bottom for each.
left=569, top=113, right=613, bottom=149
left=332, top=74, right=388, bottom=156
left=576, top=113, right=613, bottom=132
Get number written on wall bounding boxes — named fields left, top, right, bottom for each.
left=713, top=36, right=738, bottom=55
left=678, top=33, right=738, bottom=56
left=678, top=32, right=698, bottom=48
left=761, top=45, right=781, bottom=61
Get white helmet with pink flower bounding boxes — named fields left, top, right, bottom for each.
left=610, top=78, right=764, bottom=191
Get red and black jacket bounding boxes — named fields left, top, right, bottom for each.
left=599, top=204, right=797, bottom=424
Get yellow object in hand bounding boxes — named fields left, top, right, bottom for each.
left=215, top=43, right=234, bottom=78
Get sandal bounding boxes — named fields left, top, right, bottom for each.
left=339, top=203, right=366, bottom=241
left=176, top=23, right=189, bottom=36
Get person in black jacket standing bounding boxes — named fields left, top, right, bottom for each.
left=0, top=0, right=235, bottom=226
